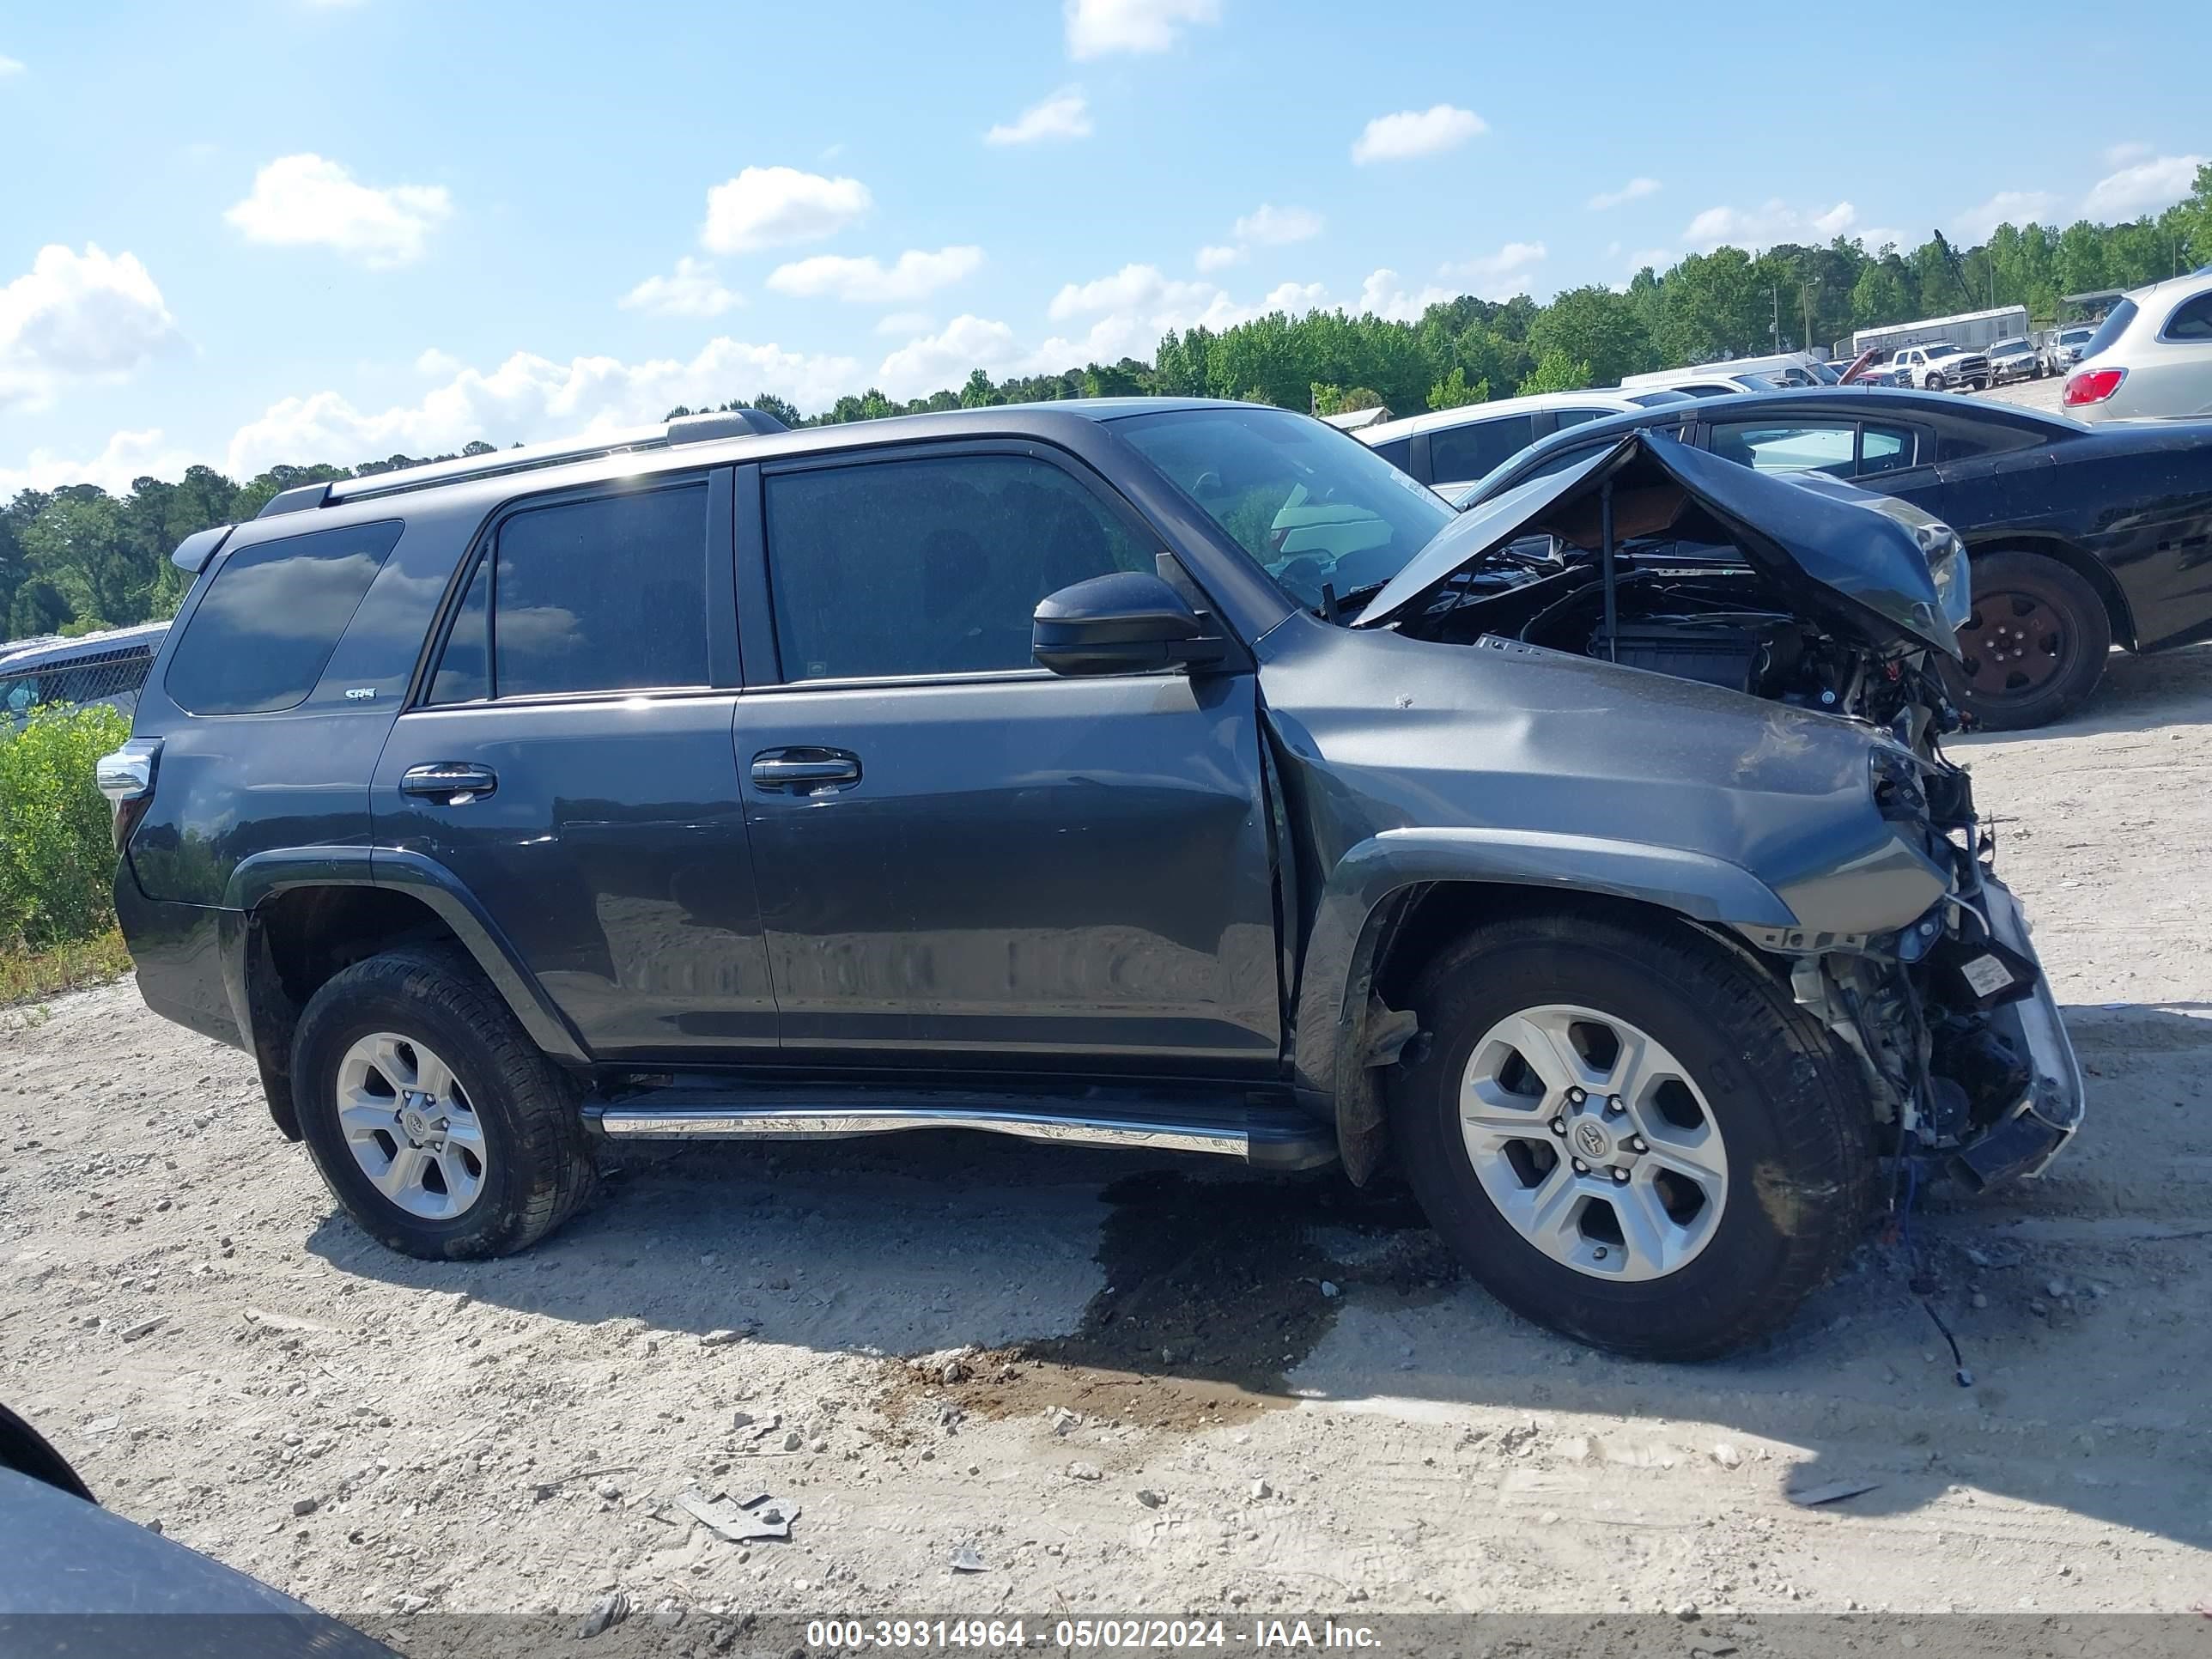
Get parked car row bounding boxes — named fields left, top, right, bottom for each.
left=0, top=622, right=167, bottom=726
left=1374, top=386, right=2212, bottom=730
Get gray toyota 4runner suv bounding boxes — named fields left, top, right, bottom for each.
left=100, top=400, right=2082, bottom=1359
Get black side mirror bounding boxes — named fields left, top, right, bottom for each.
left=1032, top=571, right=1224, bottom=678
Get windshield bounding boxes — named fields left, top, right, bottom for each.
left=1926, top=344, right=1965, bottom=358
left=2081, top=302, right=2136, bottom=360
left=1114, top=406, right=1454, bottom=611
left=1992, top=338, right=2028, bottom=353
left=2062, top=325, right=2099, bottom=344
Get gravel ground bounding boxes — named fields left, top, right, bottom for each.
left=3, top=643, right=2209, bottom=1636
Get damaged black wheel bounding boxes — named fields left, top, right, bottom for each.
left=1941, top=550, right=2109, bottom=732
left=1389, top=909, right=1877, bottom=1360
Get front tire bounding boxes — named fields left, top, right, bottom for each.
left=1940, top=550, right=2111, bottom=731
left=291, top=947, right=596, bottom=1260
left=1925, top=372, right=1947, bottom=392
left=1389, top=910, right=1875, bottom=1360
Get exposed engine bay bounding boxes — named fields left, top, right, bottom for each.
left=1358, top=435, right=2083, bottom=1187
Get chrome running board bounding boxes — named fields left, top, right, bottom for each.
left=585, top=1096, right=1337, bottom=1170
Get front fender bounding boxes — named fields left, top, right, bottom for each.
left=1289, top=827, right=1797, bottom=1175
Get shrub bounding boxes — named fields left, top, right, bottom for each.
left=0, top=703, right=129, bottom=950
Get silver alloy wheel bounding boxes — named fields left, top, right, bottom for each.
left=334, top=1032, right=488, bottom=1221
left=1458, top=1004, right=1729, bottom=1282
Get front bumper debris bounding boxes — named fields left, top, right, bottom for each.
left=1948, top=874, right=2086, bottom=1187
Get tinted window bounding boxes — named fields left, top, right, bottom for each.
left=166, top=520, right=404, bottom=714
left=1859, top=426, right=1917, bottom=475
left=1550, top=407, right=1611, bottom=431
left=766, top=453, right=1148, bottom=680
left=2161, top=291, right=2212, bottom=342
left=2075, top=313, right=2125, bottom=355
left=429, top=556, right=490, bottom=703
left=1710, top=422, right=1857, bottom=476
left=431, top=485, right=709, bottom=701
left=1368, top=435, right=1413, bottom=471
left=1428, top=413, right=1536, bottom=483
left=1120, top=406, right=1452, bottom=611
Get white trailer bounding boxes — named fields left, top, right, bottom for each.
left=1849, top=305, right=2029, bottom=358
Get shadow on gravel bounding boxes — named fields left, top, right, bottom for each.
left=305, top=1008, right=2212, bottom=1553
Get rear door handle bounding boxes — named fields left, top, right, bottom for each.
left=750, top=748, right=861, bottom=792
left=401, top=763, right=498, bottom=805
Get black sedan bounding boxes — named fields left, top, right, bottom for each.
left=1446, top=387, right=2212, bottom=729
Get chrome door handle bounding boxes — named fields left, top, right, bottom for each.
left=750, top=749, right=860, bottom=791
left=401, top=763, right=498, bottom=804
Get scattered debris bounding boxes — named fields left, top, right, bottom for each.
left=699, top=1328, right=752, bottom=1348
left=951, top=1546, right=986, bottom=1573
left=1136, top=1488, right=1164, bottom=1509
left=118, top=1316, right=164, bottom=1343
left=675, top=1486, right=799, bottom=1543
left=578, top=1589, right=629, bottom=1639
left=1250, top=1479, right=1272, bottom=1500
left=1711, top=1443, right=1743, bottom=1470
left=1787, top=1479, right=1882, bottom=1508
left=1068, top=1462, right=1103, bottom=1481
left=291, top=1496, right=318, bottom=1517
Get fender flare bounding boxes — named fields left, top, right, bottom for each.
left=1290, top=827, right=1796, bottom=1180
left=219, top=848, right=591, bottom=1075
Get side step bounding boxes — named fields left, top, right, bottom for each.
left=583, top=1087, right=1337, bottom=1172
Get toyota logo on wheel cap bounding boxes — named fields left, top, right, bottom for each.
left=1573, top=1121, right=1609, bottom=1160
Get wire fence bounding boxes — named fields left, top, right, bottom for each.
left=1, top=642, right=157, bottom=726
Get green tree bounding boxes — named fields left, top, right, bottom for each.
left=1425, top=367, right=1488, bottom=410
left=1527, top=285, right=1657, bottom=387
left=1516, top=350, right=1595, bottom=396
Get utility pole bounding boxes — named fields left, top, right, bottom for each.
left=1771, top=286, right=1782, bottom=350
left=1802, top=283, right=1818, bottom=358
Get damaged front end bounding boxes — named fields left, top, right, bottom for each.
left=1358, top=433, right=2084, bottom=1188
left=1765, top=760, right=2086, bottom=1188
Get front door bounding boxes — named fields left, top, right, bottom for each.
left=735, top=444, right=1280, bottom=1071
left=372, top=472, right=776, bottom=1060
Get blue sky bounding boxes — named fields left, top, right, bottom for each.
left=2, top=0, right=2205, bottom=494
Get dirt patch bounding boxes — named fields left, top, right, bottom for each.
left=883, top=1170, right=1456, bottom=1431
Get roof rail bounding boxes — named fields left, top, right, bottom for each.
left=252, top=408, right=793, bottom=520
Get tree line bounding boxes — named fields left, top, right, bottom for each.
left=6, top=169, right=2207, bottom=647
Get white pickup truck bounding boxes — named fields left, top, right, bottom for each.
left=1889, top=342, right=1990, bottom=392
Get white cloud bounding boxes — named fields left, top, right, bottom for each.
left=618, top=257, right=744, bottom=318
left=1358, top=268, right=1455, bottom=323
left=0, top=54, right=24, bottom=76
left=1351, top=104, right=1486, bottom=165
left=1587, top=177, right=1661, bottom=211
left=0, top=428, right=196, bottom=499
left=766, top=246, right=983, bottom=304
left=1064, top=0, right=1219, bottom=58
left=877, top=315, right=1025, bottom=398
left=1956, top=190, right=2058, bottom=240
left=0, top=243, right=181, bottom=411
left=415, top=348, right=461, bottom=376
left=1259, top=281, right=1330, bottom=313
left=1623, top=246, right=1674, bottom=275
left=2104, top=141, right=2152, bottom=167
left=223, top=337, right=861, bottom=477
left=224, top=153, right=452, bottom=268
left=1195, top=244, right=1243, bottom=272
left=1684, top=198, right=1856, bottom=250
left=701, top=166, right=872, bottom=254
left=2083, top=154, right=2206, bottom=220
left=873, top=310, right=935, bottom=336
left=986, top=87, right=1092, bottom=145
left=1040, top=264, right=1303, bottom=363
left=1445, top=240, right=1547, bottom=298
left=1232, top=204, right=1324, bottom=246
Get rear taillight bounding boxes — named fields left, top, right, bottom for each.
left=96, top=738, right=161, bottom=852
left=2064, top=367, right=2126, bottom=406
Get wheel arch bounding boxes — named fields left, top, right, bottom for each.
left=1291, top=829, right=1796, bottom=1184
left=1964, top=535, right=2137, bottom=651
left=219, top=851, right=587, bottom=1139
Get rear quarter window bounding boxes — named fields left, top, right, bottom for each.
left=165, top=520, right=404, bottom=714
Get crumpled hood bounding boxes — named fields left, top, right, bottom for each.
left=1353, top=432, right=1963, bottom=658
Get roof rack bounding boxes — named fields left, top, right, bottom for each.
left=254, top=408, right=791, bottom=520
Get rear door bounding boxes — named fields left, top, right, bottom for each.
left=732, top=441, right=1279, bottom=1072
left=371, top=471, right=776, bottom=1060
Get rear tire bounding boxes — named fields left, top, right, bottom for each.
left=1940, top=550, right=2111, bottom=731
left=291, top=947, right=596, bottom=1260
left=1388, top=910, right=1875, bottom=1360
